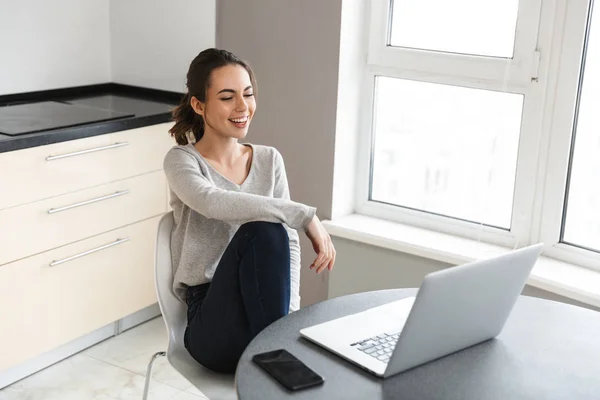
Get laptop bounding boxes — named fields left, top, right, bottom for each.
left=299, top=243, right=543, bottom=378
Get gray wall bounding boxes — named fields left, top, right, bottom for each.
left=110, top=0, right=215, bottom=92
left=331, top=237, right=600, bottom=312
left=217, top=0, right=342, bottom=307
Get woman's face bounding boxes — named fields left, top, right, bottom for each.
left=192, top=64, right=256, bottom=140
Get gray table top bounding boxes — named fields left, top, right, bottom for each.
left=235, top=289, right=600, bottom=400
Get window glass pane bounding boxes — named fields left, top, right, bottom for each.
left=389, top=0, right=519, bottom=58
left=371, top=77, right=524, bottom=229
left=562, top=4, right=600, bottom=252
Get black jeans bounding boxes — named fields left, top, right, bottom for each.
left=184, top=221, right=291, bottom=373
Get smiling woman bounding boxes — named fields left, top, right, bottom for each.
left=162, top=48, right=336, bottom=373
left=169, top=49, right=257, bottom=145
left=191, top=64, right=256, bottom=158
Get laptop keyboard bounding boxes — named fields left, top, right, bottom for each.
left=352, top=332, right=401, bottom=364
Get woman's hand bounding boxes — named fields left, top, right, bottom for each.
left=305, top=215, right=336, bottom=274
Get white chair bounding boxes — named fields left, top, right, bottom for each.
left=143, top=211, right=237, bottom=400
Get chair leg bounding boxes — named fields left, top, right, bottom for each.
left=142, top=351, right=166, bottom=400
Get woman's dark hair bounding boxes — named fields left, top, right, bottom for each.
left=169, top=48, right=257, bottom=145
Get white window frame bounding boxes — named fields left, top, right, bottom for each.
left=357, top=0, right=546, bottom=249
left=356, top=0, right=600, bottom=272
left=537, top=0, right=600, bottom=271
left=367, top=0, right=542, bottom=86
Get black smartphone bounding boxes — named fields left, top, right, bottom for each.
left=252, top=349, right=324, bottom=391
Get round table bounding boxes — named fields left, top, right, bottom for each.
left=235, top=289, right=600, bottom=399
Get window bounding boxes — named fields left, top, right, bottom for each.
left=360, top=0, right=600, bottom=270
left=371, top=77, right=523, bottom=229
left=389, top=0, right=520, bottom=58
left=562, top=2, right=600, bottom=253
left=539, top=0, right=600, bottom=268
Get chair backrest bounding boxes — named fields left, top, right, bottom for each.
left=154, top=211, right=187, bottom=356
left=154, top=211, right=237, bottom=399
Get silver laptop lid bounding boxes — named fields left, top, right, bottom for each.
left=385, top=243, right=543, bottom=377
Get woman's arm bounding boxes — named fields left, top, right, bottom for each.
left=164, top=147, right=315, bottom=230
left=272, top=149, right=337, bottom=312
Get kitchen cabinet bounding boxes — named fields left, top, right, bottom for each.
left=0, top=122, right=172, bottom=210
left=0, top=217, right=161, bottom=370
left=0, top=121, right=175, bottom=379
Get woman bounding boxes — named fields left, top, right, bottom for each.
left=163, top=48, right=336, bottom=373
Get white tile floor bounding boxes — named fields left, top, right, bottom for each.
left=0, top=318, right=209, bottom=400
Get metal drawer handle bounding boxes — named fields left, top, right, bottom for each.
left=46, top=142, right=129, bottom=161
left=48, top=190, right=129, bottom=214
left=49, top=238, right=130, bottom=267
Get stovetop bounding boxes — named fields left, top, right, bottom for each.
left=0, top=84, right=181, bottom=153
left=0, top=100, right=134, bottom=136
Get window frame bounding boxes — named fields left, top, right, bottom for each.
left=538, top=0, right=600, bottom=270
left=357, top=0, right=546, bottom=249
left=356, top=0, right=600, bottom=272
left=367, top=0, right=543, bottom=86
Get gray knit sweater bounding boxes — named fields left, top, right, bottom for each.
left=163, top=143, right=316, bottom=312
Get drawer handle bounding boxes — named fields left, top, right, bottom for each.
left=45, top=142, right=129, bottom=161
left=48, top=190, right=130, bottom=214
left=49, top=238, right=130, bottom=267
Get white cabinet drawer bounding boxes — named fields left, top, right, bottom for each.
left=0, top=122, right=175, bottom=210
left=0, top=216, right=161, bottom=371
left=0, top=171, right=167, bottom=266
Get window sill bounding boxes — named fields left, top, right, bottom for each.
left=322, top=214, right=600, bottom=309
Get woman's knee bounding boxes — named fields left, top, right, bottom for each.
left=236, top=222, right=290, bottom=258
left=238, top=221, right=288, bottom=243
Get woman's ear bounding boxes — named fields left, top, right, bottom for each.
left=190, top=96, right=204, bottom=116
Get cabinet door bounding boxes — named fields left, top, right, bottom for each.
left=0, top=171, right=167, bottom=266
left=0, top=122, right=175, bottom=210
left=0, top=216, right=161, bottom=371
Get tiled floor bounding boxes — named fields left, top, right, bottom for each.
left=0, top=318, right=209, bottom=400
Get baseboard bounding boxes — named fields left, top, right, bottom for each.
left=118, top=303, right=162, bottom=333
left=0, top=303, right=161, bottom=389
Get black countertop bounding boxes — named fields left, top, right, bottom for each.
left=0, top=83, right=182, bottom=153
